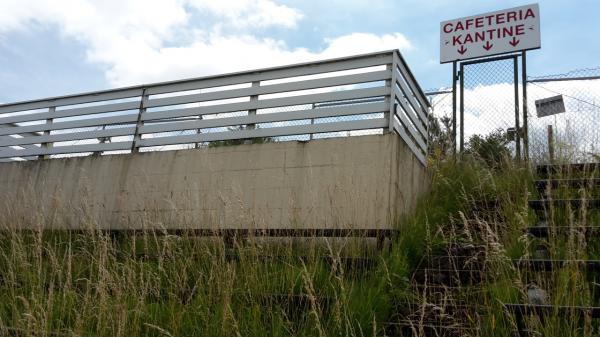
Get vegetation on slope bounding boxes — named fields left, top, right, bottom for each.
left=1, top=133, right=599, bottom=336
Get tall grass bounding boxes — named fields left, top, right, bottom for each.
left=2, top=155, right=600, bottom=336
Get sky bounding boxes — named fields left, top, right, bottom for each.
left=0, top=0, right=598, bottom=103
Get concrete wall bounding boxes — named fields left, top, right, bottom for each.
left=0, top=134, right=429, bottom=230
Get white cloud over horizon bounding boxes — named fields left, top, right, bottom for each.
left=0, top=0, right=413, bottom=88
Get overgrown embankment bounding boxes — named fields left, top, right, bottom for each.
left=1, top=157, right=598, bottom=336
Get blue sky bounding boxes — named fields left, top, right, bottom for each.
left=0, top=0, right=597, bottom=103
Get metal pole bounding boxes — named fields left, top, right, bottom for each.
left=459, top=63, right=464, bottom=153
left=547, top=125, right=554, bottom=163
left=521, top=51, right=529, bottom=161
left=385, top=63, right=394, bottom=134
left=452, top=61, right=457, bottom=154
left=514, top=56, right=521, bottom=162
left=310, top=103, right=315, bottom=140
left=39, top=107, right=55, bottom=160
left=244, top=81, right=260, bottom=145
left=131, top=88, right=148, bottom=153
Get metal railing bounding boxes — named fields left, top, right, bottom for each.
left=0, top=50, right=429, bottom=165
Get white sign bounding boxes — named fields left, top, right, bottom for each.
left=440, top=3, right=541, bottom=63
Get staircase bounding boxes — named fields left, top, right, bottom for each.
left=389, top=206, right=497, bottom=336
left=506, top=162, right=600, bottom=336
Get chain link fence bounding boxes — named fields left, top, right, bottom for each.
left=527, top=67, right=600, bottom=163
left=426, top=65, right=600, bottom=164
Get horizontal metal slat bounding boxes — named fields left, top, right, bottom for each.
left=146, top=53, right=393, bottom=95
left=392, top=116, right=426, bottom=166
left=0, top=114, right=138, bottom=136
left=394, top=103, right=427, bottom=153
left=139, top=118, right=388, bottom=147
left=0, top=51, right=394, bottom=115
left=394, top=86, right=427, bottom=140
left=0, top=101, right=140, bottom=125
left=396, top=90, right=428, bottom=140
left=146, top=71, right=391, bottom=108
left=394, top=51, right=430, bottom=110
left=0, top=141, right=133, bottom=159
left=0, top=127, right=136, bottom=147
left=139, top=102, right=388, bottom=134
left=394, top=80, right=427, bottom=131
left=0, top=89, right=143, bottom=115
left=142, top=87, right=389, bottom=121
left=0, top=135, right=39, bottom=160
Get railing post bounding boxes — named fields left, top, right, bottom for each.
left=194, top=115, right=203, bottom=149
left=245, top=81, right=260, bottom=144
left=547, top=125, right=554, bottom=163
left=310, top=103, right=315, bottom=140
left=387, top=51, right=403, bottom=134
left=522, top=50, right=529, bottom=162
left=386, top=54, right=397, bottom=134
left=94, top=125, right=108, bottom=156
left=131, top=89, right=148, bottom=153
left=39, top=106, right=55, bottom=160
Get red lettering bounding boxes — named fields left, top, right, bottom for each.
left=475, top=17, right=484, bottom=28
left=485, top=15, right=494, bottom=25
left=463, top=34, right=473, bottom=44
left=507, top=11, right=517, bottom=22
left=443, top=23, right=453, bottom=33
left=497, top=13, right=505, bottom=24
left=453, top=35, right=462, bottom=45
left=475, top=31, right=485, bottom=42
left=524, top=8, right=535, bottom=19
left=465, top=18, right=474, bottom=30
left=515, top=24, right=525, bottom=35
left=502, top=26, right=513, bottom=37
left=455, top=21, right=464, bottom=31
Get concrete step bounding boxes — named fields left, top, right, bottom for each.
left=514, top=259, right=600, bottom=271
left=390, top=303, right=481, bottom=337
left=526, top=225, right=600, bottom=237
left=252, top=292, right=333, bottom=309
left=384, top=320, right=479, bottom=337
left=504, top=303, right=600, bottom=317
left=505, top=303, right=600, bottom=337
left=413, top=267, right=483, bottom=286
left=534, top=178, right=600, bottom=192
left=536, top=163, right=600, bottom=177
left=528, top=198, right=600, bottom=210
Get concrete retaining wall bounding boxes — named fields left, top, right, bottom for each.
left=0, top=134, right=429, bottom=230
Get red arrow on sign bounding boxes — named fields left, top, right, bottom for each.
left=457, top=45, right=467, bottom=55
left=509, top=37, right=520, bottom=47
left=483, top=41, right=493, bottom=51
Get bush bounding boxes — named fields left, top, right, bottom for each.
left=465, top=129, right=511, bottom=168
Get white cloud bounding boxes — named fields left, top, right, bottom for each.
left=0, top=0, right=414, bottom=88
left=187, top=0, right=304, bottom=29
left=102, top=32, right=414, bottom=87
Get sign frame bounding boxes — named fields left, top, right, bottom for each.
left=440, top=3, right=541, bottom=64
left=535, top=95, right=566, bottom=118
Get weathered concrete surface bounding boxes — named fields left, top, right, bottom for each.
left=0, top=134, right=429, bottom=230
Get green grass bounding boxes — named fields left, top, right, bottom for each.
left=3, top=157, right=600, bottom=336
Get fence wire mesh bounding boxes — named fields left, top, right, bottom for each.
left=461, top=57, right=518, bottom=156
left=527, top=68, right=600, bottom=163
left=426, top=65, right=600, bottom=164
